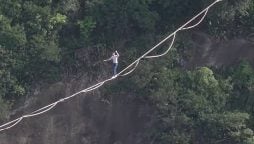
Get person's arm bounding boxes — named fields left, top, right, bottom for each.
left=103, top=56, right=112, bottom=62
left=115, top=51, right=119, bottom=56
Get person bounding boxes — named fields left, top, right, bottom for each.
left=104, top=51, right=120, bottom=77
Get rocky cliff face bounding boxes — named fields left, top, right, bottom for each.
left=0, top=72, right=153, bottom=144
left=186, top=31, right=254, bottom=68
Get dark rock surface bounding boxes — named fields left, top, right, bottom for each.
left=186, top=31, right=254, bottom=68
left=0, top=73, right=153, bottom=144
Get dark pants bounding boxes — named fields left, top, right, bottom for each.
left=113, top=63, right=118, bottom=75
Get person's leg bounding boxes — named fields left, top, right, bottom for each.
left=112, top=63, right=116, bottom=75
left=113, top=63, right=118, bottom=75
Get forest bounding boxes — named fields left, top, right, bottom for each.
left=0, top=0, right=254, bottom=143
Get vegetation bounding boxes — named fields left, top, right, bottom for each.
left=0, top=0, right=254, bottom=143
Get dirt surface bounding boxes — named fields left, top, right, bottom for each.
left=186, top=31, right=254, bottom=68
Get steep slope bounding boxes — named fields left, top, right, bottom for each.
left=0, top=73, right=153, bottom=144
left=186, top=31, right=254, bottom=67
left=0, top=31, right=254, bottom=144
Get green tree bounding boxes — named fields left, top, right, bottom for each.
left=229, top=62, right=254, bottom=110
left=200, top=112, right=254, bottom=144
left=91, top=0, right=158, bottom=44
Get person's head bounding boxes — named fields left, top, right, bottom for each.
left=112, top=51, right=117, bottom=55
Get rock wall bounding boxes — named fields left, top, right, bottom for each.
left=0, top=73, right=153, bottom=144
left=186, top=31, right=254, bottom=68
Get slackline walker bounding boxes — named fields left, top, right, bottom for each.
left=0, top=0, right=223, bottom=132
left=104, top=50, right=120, bottom=78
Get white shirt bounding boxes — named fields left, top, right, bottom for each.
left=111, top=55, right=119, bottom=63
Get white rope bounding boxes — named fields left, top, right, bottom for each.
left=144, top=33, right=176, bottom=59
left=0, top=117, right=23, bottom=131
left=0, top=0, right=222, bottom=132
left=23, top=102, right=58, bottom=118
left=0, top=81, right=106, bottom=132
left=120, top=60, right=140, bottom=76
left=83, top=82, right=105, bottom=92
left=0, top=117, right=21, bottom=129
left=181, top=9, right=209, bottom=30
left=30, top=102, right=58, bottom=115
left=116, top=0, right=222, bottom=77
